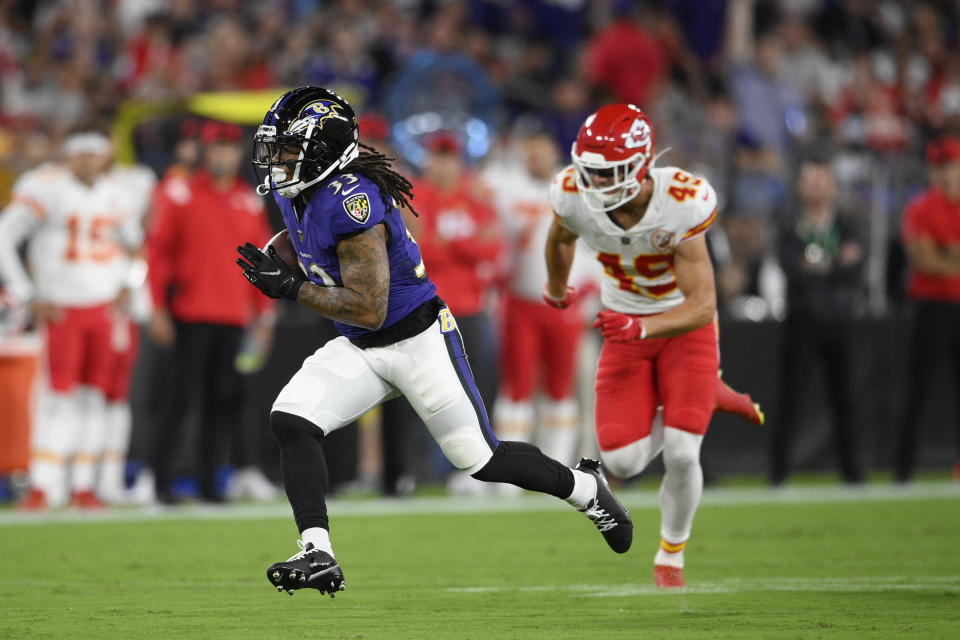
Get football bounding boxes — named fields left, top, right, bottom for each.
left=264, top=229, right=300, bottom=271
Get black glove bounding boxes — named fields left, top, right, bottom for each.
left=236, top=243, right=306, bottom=301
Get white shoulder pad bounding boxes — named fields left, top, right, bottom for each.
left=653, top=166, right=718, bottom=243
left=9, top=164, right=67, bottom=219
left=548, top=165, right=581, bottom=220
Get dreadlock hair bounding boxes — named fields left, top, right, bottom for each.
left=347, top=142, right=419, bottom=216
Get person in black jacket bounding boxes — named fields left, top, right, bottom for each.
left=770, top=155, right=864, bottom=485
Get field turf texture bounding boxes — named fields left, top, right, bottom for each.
left=1, top=483, right=958, bottom=639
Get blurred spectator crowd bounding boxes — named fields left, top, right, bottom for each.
left=2, top=0, right=960, bottom=503
left=1, top=0, right=958, bottom=308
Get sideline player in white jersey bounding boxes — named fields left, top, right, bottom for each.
left=484, top=130, right=599, bottom=466
left=0, top=131, right=142, bottom=509
left=95, top=161, right=156, bottom=502
left=544, top=104, right=722, bottom=588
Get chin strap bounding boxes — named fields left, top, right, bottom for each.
left=258, top=142, right=360, bottom=199
left=305, top=142, right=359, bottom=189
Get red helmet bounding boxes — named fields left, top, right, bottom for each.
left=571, top=104, right=655, bottom=211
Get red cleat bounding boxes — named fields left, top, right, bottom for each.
left=715, top=375, right=764, bottom=426
left=654, top=564, right=686, bottom=588
left=70, top=490, right=106, bottom=510
left=952, top=461, right=960, bottom=481
left=18, top=488, right=49, bottom=512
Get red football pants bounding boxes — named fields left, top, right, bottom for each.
left=595, top=320, right=718, bottom=450
left=43, top=304, right=116, bottom=394
left=105, top=320, right=139, bottom=402
left=499, top=295, right=584, bottom=401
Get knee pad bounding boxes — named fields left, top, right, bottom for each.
left=600, top=438, right=657, bottom=479
left=438, top=425, right=493, bottom=474
left=661, top=427, right=703, bottom=472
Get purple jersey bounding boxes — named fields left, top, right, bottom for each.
left=274, top=171, right=436, bottom=341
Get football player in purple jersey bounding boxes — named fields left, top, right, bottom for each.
left=236, top=87, right=633, bottom=598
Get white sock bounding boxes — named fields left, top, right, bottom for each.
left=654, top=540, right=686, bottom=568
left=301, top=527, right=334, bottom=557
left=564, top=469, right=597, bottom=509
left=70, top=387, right=107, bottom=491
left=494, top=398, right=534, bottom=443
left=29, top=389, right=78, bottom=506
left=657, top=427, right=704, bottom=567
left=493, top=399, right=534, bottom=494
left=539, top=399, right=579, bottom=466
left=98, top=402, right=131, bottom=500
left=540, top=427, right=578, bottom=467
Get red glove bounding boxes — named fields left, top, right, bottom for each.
left=593, top=309, right=646, bottom=342
left=542, top=285, right=581, bottom=309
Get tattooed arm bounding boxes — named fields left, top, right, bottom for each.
left=297, top=224, right=390, bottom=329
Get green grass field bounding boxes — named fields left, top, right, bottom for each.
left=1, top=484, right=958, bottom=639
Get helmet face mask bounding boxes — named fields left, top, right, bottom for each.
left=252, top=137, right=303, bottom=170
left=572, top=151, right=645, bottom=211
left=571, top=104, right=654, bottom=212
left=253, top=87, right=360, bottom=198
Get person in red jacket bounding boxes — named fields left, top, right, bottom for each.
left=126, top=117, right=204, bottom=505
left=585, top=8, right=668, bottom=108
left=407, top=133, right=505, bottom=490
left=896, top=136, right=960, bottom=482
left=146, top=120, right=275, bottom=503
left=410, top=133, right=504, bottom=401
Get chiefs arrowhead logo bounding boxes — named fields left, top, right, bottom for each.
left=624, top=118, right=651, bottom=150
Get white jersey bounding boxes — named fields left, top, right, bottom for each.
left=484, top=164, right=599, bottom=300
left=0, top=163, right=151, bottom=306
left=103, top=164, right=157, bottom=249
left=549, top=165, right=718, bottom=315
left=103, top=163, right=158, bottom=320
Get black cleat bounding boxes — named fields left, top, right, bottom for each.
left=575, top=458, right=633, bottom=553
left=266, top=541, right=345, bottom=598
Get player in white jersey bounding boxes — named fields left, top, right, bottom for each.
left=544, top=104, right=722, bottom=588
left=484, top=130, right=599, bottom=466
left=0, top=131, right=140, bottom=509
left=95, top=162, right=157, bottom=503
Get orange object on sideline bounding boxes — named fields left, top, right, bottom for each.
left=0, top=337, right=39, bottom=475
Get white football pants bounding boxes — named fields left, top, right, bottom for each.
left=273, top=312, right=498, bottom=474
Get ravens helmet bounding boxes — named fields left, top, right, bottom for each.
left=253, top=86, right=359, bottom=198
